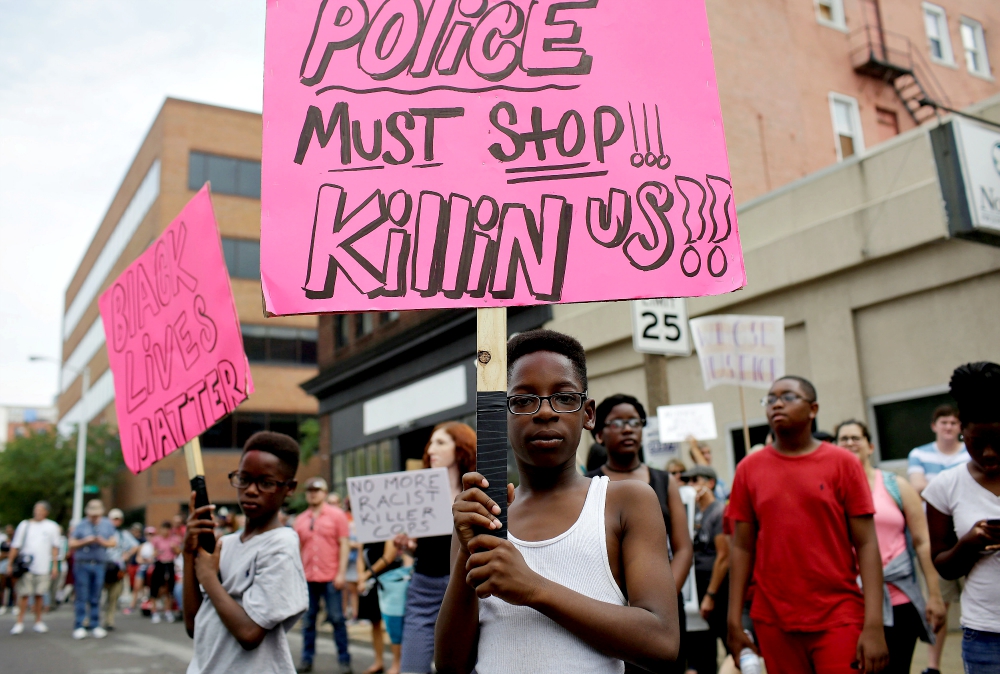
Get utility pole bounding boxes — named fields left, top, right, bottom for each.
left=30, top=356, right=90, bottom=525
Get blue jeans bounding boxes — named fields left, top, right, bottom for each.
left=964, top=628, right=1000, bottom=673
left=302, top=581, right=349, bottom=665
left=73, top=561, right=104, bottom=630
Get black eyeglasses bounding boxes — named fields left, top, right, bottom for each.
left=228, top=471, right=293, bottom=494
left=507, top=392, right=587, bottom=415
left=605, top=418, right=643, bottom=431
left=761, top=392, right=815, bottom=407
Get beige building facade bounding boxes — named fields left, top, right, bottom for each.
left=57, top=99, right=320, bottom=525
left=552, top=95, right=1000, bottom=482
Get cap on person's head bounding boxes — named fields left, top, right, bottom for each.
left=145, top=525, right=157, bottom=535
left=85, top=499, right=105, bottom=516
left=130, top=522, right=142, bottom=531
left=306, top=477, right=329, bottom=491
left=681, top=465, right=718, bottom=482
left=108, top=508, right=124, bottom=520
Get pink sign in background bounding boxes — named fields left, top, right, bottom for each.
left=99, top=187, right=254, bottom=474
left=262, top=0, right=745, bottom=316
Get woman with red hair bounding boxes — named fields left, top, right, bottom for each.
left=394, top=422, right=476, bottom=674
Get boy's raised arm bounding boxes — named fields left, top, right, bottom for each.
left=183, top=493, right=213, bottom=638
left=435, top=473, right=509, bottom=674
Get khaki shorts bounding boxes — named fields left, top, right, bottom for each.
left=939, top=575, right=963, bottom=604
left=15, top=572, right=51, bottom=597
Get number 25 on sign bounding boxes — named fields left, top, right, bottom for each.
left=631, top=299, right=691, bottom=357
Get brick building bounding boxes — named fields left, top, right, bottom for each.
left=57, top=99, right=320, bottom=525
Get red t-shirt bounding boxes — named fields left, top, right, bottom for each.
left=294, top=503, right=350, bottom=583
left=727, top=442, right=875, bottom=631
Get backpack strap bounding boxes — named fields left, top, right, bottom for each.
left=881, top=470, right=904, bottom=512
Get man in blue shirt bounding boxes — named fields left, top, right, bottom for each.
left=69, top=500, right=117, bottom=640
left=907, top=404, right=970, bottom=494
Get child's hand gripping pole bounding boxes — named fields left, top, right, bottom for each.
left=184, top=437, right=217, bottom=553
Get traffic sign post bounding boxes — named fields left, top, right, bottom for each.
left=631, top=299, right=692, bottom=357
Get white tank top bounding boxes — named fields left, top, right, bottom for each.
left=476, top=476, right=627, bottom=674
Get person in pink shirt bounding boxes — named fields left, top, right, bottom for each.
left=293, top=477, right=351, bottom=674
left=835, top=420, right=946, bottom=674
left=148, top=521, right=181, bottom=624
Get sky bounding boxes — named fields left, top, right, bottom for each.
left=0, top=1, right=266, bottom=407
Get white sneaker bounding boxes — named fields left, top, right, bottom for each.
left=10, top=622, right=24, bottom=635
left=32, top=622, right=48, bottom=633
left=72, top=627, right=89, bottom=640
left=0, top=606, right=7, bottom=615
left=165, top=611, right=176, bottom=623
left=151, top=612, right=161, bottom=624
left=92, top=627, right=108, bottom=639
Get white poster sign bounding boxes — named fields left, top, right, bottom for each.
left=347, top=468, right=454, bottom=544
left=642, top=416, right=680, bottom=470
left=657, top=403, right=718, bottom=444
left=688, top=315, right=785, bottom=390
left=631, top=299, right=692, bottom=356
left=953, top=116, right=1000, bottom=232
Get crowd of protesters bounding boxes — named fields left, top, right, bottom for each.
left=2, top=330, right=998, bottom=674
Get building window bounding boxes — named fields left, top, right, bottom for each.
left=332, top=439, right=394, bottom=496
left=829, top=93, right=865, bottom=160
left=870, top=389, right=955, bottom=462
left=335, top=315, right=351, bottom=348
left=188, top=151, right=261, bottom=199
left=221, top=238, right=260, bottom=280
left=201, top=412, right=317, bottom=450
left=242, top=326, right=318, bottom=365
left=923, top=3, right=954, bottom=65
left=355, top=313, right=374, bottom=338
left=960, top=18, right=991, bottom=77
left=875, top=107, right=900, bottom=142
left=815, top=0, right=845, bottom=30
left=380, top=311, right=400, bottom=325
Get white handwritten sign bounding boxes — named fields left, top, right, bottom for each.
left=657, top=403, right=718, bottom=444
left=688, top=315, right=785, bottom=390
left=348, top=468, right=454, bottom=544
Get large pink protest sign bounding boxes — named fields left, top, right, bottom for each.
left=261, top=0, right=745, bottom=315
left=99, top=187, right=254, bottom=474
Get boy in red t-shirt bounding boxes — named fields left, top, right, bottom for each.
left=727, top=376, right=889, bottom=674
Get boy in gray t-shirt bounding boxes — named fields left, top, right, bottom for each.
left=183, top=432, right=308, bottom=674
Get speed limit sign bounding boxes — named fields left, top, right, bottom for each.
left=631, top=298, right=692, bottom=356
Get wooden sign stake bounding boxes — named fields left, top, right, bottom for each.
left=476, top=307, right=509, bottom=538
left=738, top=386, right=751, bottom=457
left=183, top=437, right=216, bottom=552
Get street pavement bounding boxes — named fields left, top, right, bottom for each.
left=0, top=606, right=386, bottom=674
left=0, top=603, right=964, bottom=673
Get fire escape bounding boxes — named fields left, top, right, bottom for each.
left=849, top=0, right=950, bottom=124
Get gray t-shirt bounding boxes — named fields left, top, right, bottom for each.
left=187, top=527, right=307, bottom=674
left=693, top=499, right=725, bottom=573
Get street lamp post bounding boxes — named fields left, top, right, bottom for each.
left=72, top=366, right=90, bottom=525
left=30, top=356, right=90, bottom=526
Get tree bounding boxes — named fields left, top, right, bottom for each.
left=0, top=424, right=124, bottom=528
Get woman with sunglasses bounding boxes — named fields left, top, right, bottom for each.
left=585, top=393, right=693, bottom=674
left=834, top=419, right=946, bottom=674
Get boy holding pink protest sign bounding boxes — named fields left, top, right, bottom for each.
left=183, top=431, right=308, bottom=674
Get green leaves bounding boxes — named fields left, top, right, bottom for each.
left=0, top=424, right=124, bottom=528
